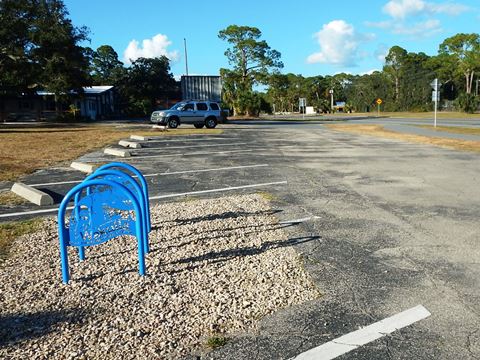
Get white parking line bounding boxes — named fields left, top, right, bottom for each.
left=292, top=305, right=431, bottom=360
left=113, top=149, right=263, bottom=163
left=279, top=216, right=321, bottom=225
left=149, top=181, right=288, bottom=200
left=143, top=137, right=231, bottom=143
left=0, top=180, right=287, bottom=219
left=82, top=149, right=256, bottom=164
left=28, top=164, right=269, bottom=187
left=141, top=136, right=228, bottom=143
left=137, top=142, right=250, bottom=150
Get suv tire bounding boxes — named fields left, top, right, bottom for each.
left=168, top=117, right=179, bottom=129
left=194, top=123, right=204, bottom=129
left=205, top=117, right=217, bottom=129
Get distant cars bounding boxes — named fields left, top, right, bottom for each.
left=150, top=100, right=225, bottom=129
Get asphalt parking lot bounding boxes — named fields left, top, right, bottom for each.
left=2, top=120, right=480, bottom=359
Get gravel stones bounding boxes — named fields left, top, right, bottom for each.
left=0, top=194, right=319, bottom=359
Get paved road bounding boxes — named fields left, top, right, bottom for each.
left=2, top=121, right=480, bottom=359
left=209, top=124, right=480, bottom=359
left=383, top=124, right=480, bottom=141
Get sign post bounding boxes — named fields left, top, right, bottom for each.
left=299, top=98, right=306, bottom=119
left=430, top=79, right=441, bottom=128
left=376, top=98, right=383, bottom=117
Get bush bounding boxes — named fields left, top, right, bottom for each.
left=454, top=93, right=479, bottom=113
left=235, top=91, right=262, bottom=117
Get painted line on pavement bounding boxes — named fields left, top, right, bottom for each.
left=86, top=148, right=258, bottom=162
left=292, top=305, right=431, bottom=360
left=279, top=216, right=321, bottom=225
left=28, top=164, right=269, bottom=187
left=0, top=180, right=287, bottom=219
left=138, top=142, right=250, bottom=150
left=142, top=135, right=231, bottom=143
left=148, top=181, right=287, bottom=200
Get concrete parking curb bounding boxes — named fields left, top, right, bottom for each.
left=104, top=147, right=131, bottom=157
left=11, top=182, right=54, bottom=206
left=119, top=140, right=142, bottom=149
left=130, top=135, right=150, bottom=141
left=70, top=161, right=96, bottom=173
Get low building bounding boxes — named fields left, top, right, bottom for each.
left=181, top=76, right=222, bottom=102
left=77, top=86, right=116, bottom=120
left=333, top=101, right=346, bottom=112
left=0, top=86, right=116, bottom=122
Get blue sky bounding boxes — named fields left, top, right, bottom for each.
left=64, top=0, right=479, bottom=78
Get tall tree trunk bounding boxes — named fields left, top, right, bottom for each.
left=468, top=71, right=474, bottom=94
left=395, top=76, right=399, bottom=101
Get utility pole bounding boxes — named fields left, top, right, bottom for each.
left=329, top=89, right=334, bottom=112
left=476, top=79, right=479, bottom=96
left=184, top=38, right=189, bottom=76
left=183, top=38, right=189, bottom=100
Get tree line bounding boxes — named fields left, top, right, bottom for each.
left=0, top=0, right=177, bottom=117
left=1, top=0, right=479, bottom=119
left=221, top=28, right=480, bottom=115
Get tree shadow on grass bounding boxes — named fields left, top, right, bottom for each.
left=0, top=308, right=88, bottom=347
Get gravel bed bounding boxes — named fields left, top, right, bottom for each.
left=0, top=194, right=319, bottom=359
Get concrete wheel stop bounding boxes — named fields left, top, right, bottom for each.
left=119, top=140, right=142, bottom=149
left=11, top=183, right=54, bottom=206
left=104, top=147, right=131, bottom=157
left=70, top=161, right=96, bottom=173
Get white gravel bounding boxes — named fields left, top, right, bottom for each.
left=0, top=194, right=319, bottom=359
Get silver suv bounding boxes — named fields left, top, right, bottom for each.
left=150, top=100, right=223, bottom=129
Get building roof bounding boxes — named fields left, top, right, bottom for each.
left=83, top=86, right=114, bottom=94
left=36, top=86, right=114, bottom=96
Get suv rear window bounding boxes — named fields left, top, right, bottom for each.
left=209, top=103, right=219, bottom=110
left=196, top=103, right=208, bottom=111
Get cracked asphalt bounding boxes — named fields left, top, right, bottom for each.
left=2, top=119, right=480, bottom=359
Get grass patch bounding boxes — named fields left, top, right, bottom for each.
left=0, top=191, right=28, bottom=206
left=415, top=125, right=480, bottom=136
left=327, top=124, right=480, bottom=153
left=364, top=111, right=480, bottom=119
left=0, top=218, right=43, bottom=261
left=206, top=336, right=229, bottom=349
left=0, top=124, right=223, bottom=181
left=256, top=191, right=277, bottom=202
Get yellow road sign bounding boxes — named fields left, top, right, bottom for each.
left=376, top=98, right=383, bottom=105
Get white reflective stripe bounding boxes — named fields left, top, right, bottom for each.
left=293, top=305, right=431, bottom=360
left=28, top=164, right=269, bottom=187
left=279, top=216, right=321, bottom=224
left=136, top=142, right=249, bottom=151
left=0, top=180, right=287, bottom=219
left=149, top=181, right=288, bottom=200
left=106, top=148, right=257, bottom=161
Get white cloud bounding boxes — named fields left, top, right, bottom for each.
left=382, top=0, right=468, bottom=19
left=123, top=34, right=179, bottom=64
left=367, top=0, right=465, bottom=38
left=307, top=20, right=374, bottom=67
left=367, top=18, right=442, bottom=37
left=374, top=44, right=390, bottom=62
left=383, top=0, right=426, bottom=18
left=428, top=2, right=469, bottom=15
left=392, top=19, right=442, bottom=36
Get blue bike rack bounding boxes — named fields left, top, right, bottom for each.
left=95, top=162, right=151, bottom=232
left=74, top=169, right=150, bottom=259
left=57, top=162, right=152, bottom=284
